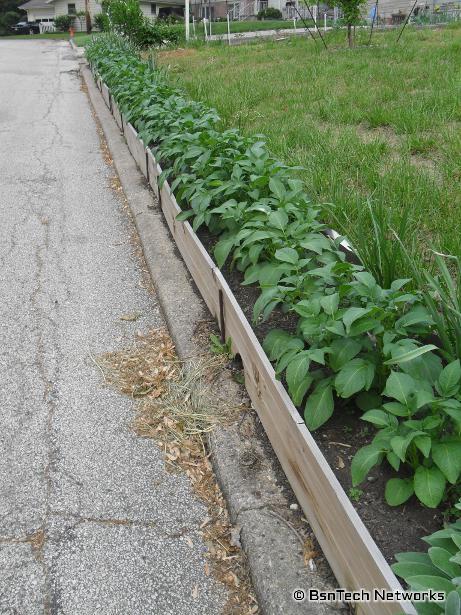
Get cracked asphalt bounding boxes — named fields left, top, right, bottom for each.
left=0, top=39, right=227, bottom=614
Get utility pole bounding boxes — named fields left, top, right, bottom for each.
left=185, top=0, right=190, bottom=40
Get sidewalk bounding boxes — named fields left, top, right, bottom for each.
left=0, top=38, right=227, bottom=613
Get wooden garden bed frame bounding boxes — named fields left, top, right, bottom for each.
left=91, top=69, right=417, bottom=615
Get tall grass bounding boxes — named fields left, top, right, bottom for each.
left=158, top=26, right=461, bottom=281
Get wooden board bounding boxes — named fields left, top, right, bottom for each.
left=101, top=83, right=111, bottom=110
left=146, top=149, right=160, bottom=199
left=112, top=99, right=124, bottom=133
left=124, top=123, right=147, bottom=177
left=158, top=176, right=220, bottom=320
left=100, top=78, right=416, bottom=615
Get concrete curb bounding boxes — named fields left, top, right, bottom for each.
left=80, top=63, right=343, bottom=615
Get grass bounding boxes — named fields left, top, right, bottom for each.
left=0, top=31, right=93, bottom=45
left=157, top=25, right=461, bottom=275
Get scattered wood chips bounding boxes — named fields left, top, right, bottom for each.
left=95, top=328, right=258, bottom=614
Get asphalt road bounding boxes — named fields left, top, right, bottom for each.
left=0, top=39, right=226, bottom=614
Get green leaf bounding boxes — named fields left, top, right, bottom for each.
left=414, top=435, right=432, bottom=458
left=253, top=287, right=280, bottom=322
left=299, top=234, right=331, bottom=255
left=286, top=354, right=312, bottom=406
left=432, top=441, right=461, bottom=484
left=354, top=271, right=377, bottom=288
left=396, top=305, right=434, bottom=329
left=269, top=177, right=286, bottom=200
left=383, top=401, right=410, bottom=417
left=445, top=592, right=461, bottom=615
left=304, top=381, right=334, bottom=431
left=406, top=575, right=455, bottom=594
left=395, top=552, right=434, bottom=565
left=342, top=307, right=372, bottom=334
left=383, top=371, right=416, bottom=405
left=335, top=359, right=375, bottom=399
left=437, top=359, right=461, bottom=397
left=263, top=329, right=303, bottom=361
left=383, top=344, right=438, bottom=366
left=176, top=209, right=195, bottom=221
left=414, top=466, right=446, bottom=508
left=351, top=445, right=384, bottom=486
left=329, top=338, right=361, bottom=371
left=361, top=409, right=394, bottom=427
left=268, top=210, right=288, bottom=230
left=392, top=560, right=441, bottom=579
left=214, top=237, right=235, bottom=268
left=274, top=247, right=299, bottom=264
left=385, top=478, right=414, bottom=506
left=320, top=293, right=339, bottom=316
left=428, top=547, right=461, bottom=578
left=387, top=451, right=401, bottom=471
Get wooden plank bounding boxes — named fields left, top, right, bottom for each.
left=124, top=123, right=147, bottom=178
left=146, top=149, right=160, bottom=199
left=101, top=83, right=111, bottom=109
left=212, top=269, right=415, bottom=615
left=99, top=77, right=416, bottom=615
left=124, top=123, right=140, bottom=166
left=158, top=179, right=220, bottom=320
left=112, top=99, right=124, bottom=133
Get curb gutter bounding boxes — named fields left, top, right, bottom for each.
left=80, top=61, right=344, bottom=615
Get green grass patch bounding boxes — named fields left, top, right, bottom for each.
left=158, top=26, right=461, bottom=272
left=0, top=31, right=93, bottom=45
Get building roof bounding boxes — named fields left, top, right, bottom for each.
left=19, top=0, right=49, bottom=8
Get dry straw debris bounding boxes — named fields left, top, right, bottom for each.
left=95, top=328, right=258, bottom=614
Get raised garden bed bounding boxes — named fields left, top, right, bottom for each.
left=89, top=65, right=418, bottom=615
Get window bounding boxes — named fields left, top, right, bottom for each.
left=200, top=5, right=214, bottom=18
left=67, top=3, right=76, bottom=14
left=150, top=3, right=156, bottom=14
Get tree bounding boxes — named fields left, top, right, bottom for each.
left=0, top=0, right=25, bottom=35
left=332, top=0, right=367, bottom=47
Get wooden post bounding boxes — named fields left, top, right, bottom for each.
left=185, top=0, right=190, bottom=41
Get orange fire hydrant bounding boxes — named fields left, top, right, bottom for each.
left=69, top=26, right=75, bottom=40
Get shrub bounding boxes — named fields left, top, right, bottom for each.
left=54, top=14, right=74, bottom=31
left=105, top=0, right=183, bottom=48
left=94, top=12, right=110, bottom=31
left=257, top=7, right=282, bottom=19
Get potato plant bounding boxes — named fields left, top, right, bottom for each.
left=86, top=35, right=461, bottom=512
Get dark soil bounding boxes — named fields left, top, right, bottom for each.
left=198, top=228, right=443, bottom=563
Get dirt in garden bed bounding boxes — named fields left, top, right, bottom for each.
left=198, top=228, right=443, bottom=564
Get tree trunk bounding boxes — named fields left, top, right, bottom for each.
left=347, top=22, right=352, bottom=47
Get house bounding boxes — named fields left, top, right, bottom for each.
left=19, top=0, right=185, bottom=30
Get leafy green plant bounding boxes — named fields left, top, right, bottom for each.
left=210, top=334, right=233, bottom=358
left=54, top=14, right=74, bottom=31
left=104, top=0, right=183, bottom=48
left=257, top=7, right=282, bottom=19
left=392, top=508, right=461, bottom=614
left=94, top=11, right=110, bottom=31
left=352, top=358, right=461, bottom=508
left=86, top=35, right=461, bottom=514
left=348, top=487, right=364, bottom=502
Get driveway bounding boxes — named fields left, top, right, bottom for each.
left=0, top=39, right=226, bottom=614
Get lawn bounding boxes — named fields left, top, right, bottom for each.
left=158, top=25, right=461, bottom=278
left=0, top=31, right=93, bottom=45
